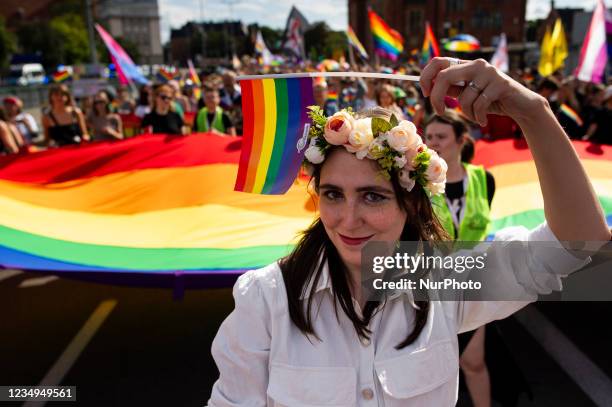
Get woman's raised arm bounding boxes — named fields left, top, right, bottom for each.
left=420, top=57, right=610, bottom=242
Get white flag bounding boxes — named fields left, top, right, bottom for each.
left=255, top=30, right=273, bottom=66
left=490, top=33, right=509, bottom=72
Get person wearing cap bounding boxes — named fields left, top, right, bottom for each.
left=0, top=106, right=25, bottom=154
left=583, top=85, right=612, bottom=145
left=3, top=96, right=38, bottom=145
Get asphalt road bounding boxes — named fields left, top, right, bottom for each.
left=1, top=270, right=609, bottom=407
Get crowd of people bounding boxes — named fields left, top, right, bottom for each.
left=0, top=60, right=610, bottom=156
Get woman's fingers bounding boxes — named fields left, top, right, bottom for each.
left=458, top=78, right=491, bottom=123
left=429, top=60, right=486, bottom=115
left=472, top=80, right=506, bottom=126
left=420, top=57, right=451, bottom=97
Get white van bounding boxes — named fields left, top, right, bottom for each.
left=7, top=63, right=46, bottom=86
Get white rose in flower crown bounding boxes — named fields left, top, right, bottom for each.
left=404, top=142, right=427, bottom=170
left=304, top=144, right=325, bottom=164
left=323, top=111, right=355, bottom=145
left=427, top=181, right=446, bottom=195
left=367, top=136, right=386, bottom=159
left=425, top=151, right=448, bottom=184
left=398, top=168, right=416, bottom=191
left=394, top=155, right=407, bottom=168
left=387, top=120, right=420, bottom=153
left=346, top=118, right=374, bottom=159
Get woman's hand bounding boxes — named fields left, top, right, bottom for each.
left=420, top=57, right=547, bottom=127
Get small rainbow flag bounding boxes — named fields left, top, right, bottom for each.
left=559, top=103, right=584, bottom=127
left=346, top=26, right=369, bottom=59
left=369, top=9, right=404, bottom=61
left=421, top=21, right=440, bottom=65
left=235, top=76, right=315, bottom=195
left=187, top=59, right=202, bottom=100
left=53, top=70, right=71, bottom=83
left=156, top=67, right=177, bottom=83
left=327, top=90, right=339, bottom=101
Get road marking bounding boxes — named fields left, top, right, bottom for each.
left=23, top=299, right=117, bottom=407
left=514, top=305, right=612, bottom=406
left=0, top=269, right=23, bottom=282
left=19, top=275, right=59, bottom=288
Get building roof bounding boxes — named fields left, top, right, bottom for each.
left=0, top=0, right=54, bottom=23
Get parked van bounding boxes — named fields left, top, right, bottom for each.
left=7, top=64, right=46, bottom=86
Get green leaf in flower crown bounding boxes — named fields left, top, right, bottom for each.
left=371, top=117, right=393, bottom=135
left=389, top=114, right=399, bottom=127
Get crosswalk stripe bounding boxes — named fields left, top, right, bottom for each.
left=19, top=275, right=60, bottom=288
left=0, top=269, right=23, bottom=282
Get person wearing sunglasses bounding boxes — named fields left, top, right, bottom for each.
left=87, top=91, right=123, bottom=141
left=141, top=84, right=188, bottom=135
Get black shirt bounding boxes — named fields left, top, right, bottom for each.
left=589, top=108, right=612, bottom=145
left=444, top=170, right=496, bottom=239
left=205, top=111, right=233, bottom=131
left=141, top=110, right=184, bottom=135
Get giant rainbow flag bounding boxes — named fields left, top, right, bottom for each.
left=0, top=135, right=609, bottom=288
left=368, top=9, right=404, bottom=61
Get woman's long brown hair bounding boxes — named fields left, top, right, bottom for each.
left=280, top=108, right=449, bottom=349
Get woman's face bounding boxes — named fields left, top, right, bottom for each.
left=156, top=89, right=173, bottom=109
left=51, top=91, right=67, bottom=106
left=379, top=90, right=394, bottom=107
left=425, top=121, right=462, bottom=164
left=318, top=148, right=407, bottom=272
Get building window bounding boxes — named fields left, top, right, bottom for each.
left=409, top=10, right=422, bottom=32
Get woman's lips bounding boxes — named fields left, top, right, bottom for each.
left=338, top=233, right=375, bottom=246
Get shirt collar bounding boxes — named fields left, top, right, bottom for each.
left=298, top=255, right=419, bottom=309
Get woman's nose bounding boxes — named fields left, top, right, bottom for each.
left=339, top=200, right=364, bottom=229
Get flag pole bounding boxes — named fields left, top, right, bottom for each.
left=348, top=41, right=357, bottom=68
left=237, top=71, right=420, bottom=82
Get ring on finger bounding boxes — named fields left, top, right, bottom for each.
left=448, top=57, right=461, bottom=67
left=480, top=92, right=490, bottom=101
left=467, top=80, right=484, bottom=93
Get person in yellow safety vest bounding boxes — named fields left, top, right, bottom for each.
left=196, top=87, right=236, bottom=136
left=425, top=110, right=496, bottom=407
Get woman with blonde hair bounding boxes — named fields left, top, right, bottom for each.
left=42, top=84, right=89, bottom=146
left=376, top=83, right=406, bottom=121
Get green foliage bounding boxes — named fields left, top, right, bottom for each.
left=259, top=26, right=283, bottom=51
left=371, top=117, right=393, bottom=135
left=0, top=16, right=17, bottom=70
left=50, top=14, right=89, bottom=65
left=306, top=105, right=327, bottom=127
left=389, top=114, right=399, bottom=127
left=304, top=22, right=347, bottom=60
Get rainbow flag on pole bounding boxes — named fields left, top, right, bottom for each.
left=559, top=103, right=584, bottom=127
left=52, top=70, right=71, bottom=83
left=368, top=9, right=404, bottom=61
left=421, top=21, right=440, bottom=65
left=187, top=59, right=202, bottom=100
left=235, top=76, right=315, bottom=195
left=346, top=26, right=369, bottom=59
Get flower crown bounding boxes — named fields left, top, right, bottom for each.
left=303, top=106, right=447, bottom=195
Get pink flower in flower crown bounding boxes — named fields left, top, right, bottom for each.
left=404, top=142, right=427, bottom=170
left=386, top=120, right=420, bottom=153
left=323, top=111, right=355, bottom=145
left=425, top=151, right=448, bottom=184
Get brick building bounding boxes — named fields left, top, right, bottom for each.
left=349, top=0, right=527, bottom=61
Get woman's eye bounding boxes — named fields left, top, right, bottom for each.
left=322, top=190, right=343, bottom=201
left=364, top=192, right=387, bottom=203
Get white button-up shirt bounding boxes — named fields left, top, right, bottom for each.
left=206, top=223, right=589, bottom=406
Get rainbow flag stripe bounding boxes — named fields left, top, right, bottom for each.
left=347, top=26, right=369, bottom=59
left=327, top=90, right=339, bottom=101
left=369, top=9, right=404, bottom=61
left=559, top=103, right=584, bottom=127
left=188, top=59, right=202, bottom=100
left=421, top=22, right=440, bottom=65
left=53, top=70, right=71, bottom=83
left=0, top=136, right=609, bottom=288
left=156, top=68, right=177, bottom=83
left=235, top=77, right=315, bottom=195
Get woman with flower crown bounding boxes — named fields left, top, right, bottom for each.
left=206, top=58, right=610, bottom=406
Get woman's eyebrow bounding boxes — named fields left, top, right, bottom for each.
left=319, top=183, right=342, bottom=190
left=356, top=186, right=394, bottom=194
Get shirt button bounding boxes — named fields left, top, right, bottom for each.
left=361, top=388, right=374, bottom=400
left=360, top=337, right=371, bottom=346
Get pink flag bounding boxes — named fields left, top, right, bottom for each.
left=95, top=24, right=148, bottom=85
left=575, top=0, right=608, bottom=84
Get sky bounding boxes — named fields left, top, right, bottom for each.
left=158, top=0, right=603, bottom=43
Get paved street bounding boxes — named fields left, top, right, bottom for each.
left=1, top=269, right=610, bottom=406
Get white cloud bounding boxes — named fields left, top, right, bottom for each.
left=158, top=0, right=347, bottom=43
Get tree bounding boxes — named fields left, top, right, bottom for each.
left=97, top=36, right=141, bottom=64
left=0, top=16, right=17, bottom=70
left=49, top=14, right=89, bottom=65
left=304, top=22, right=346, bottom=60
